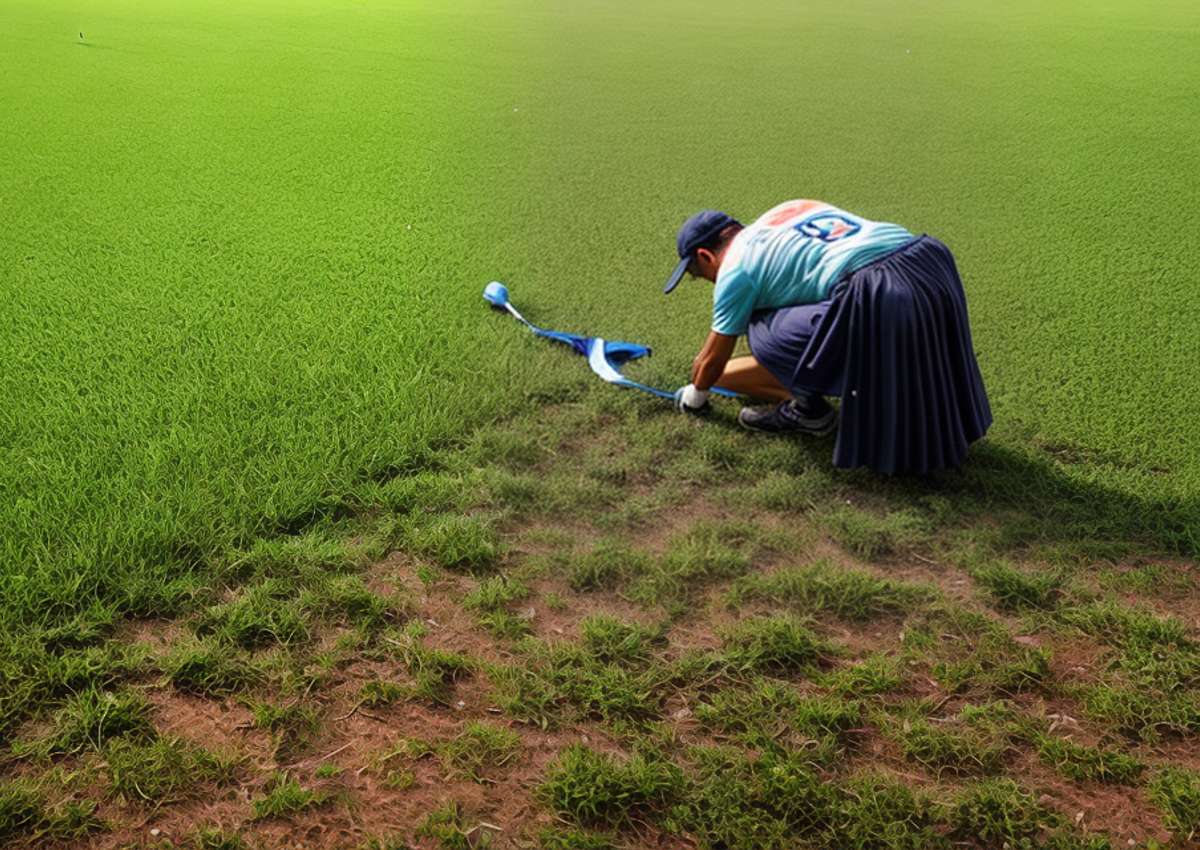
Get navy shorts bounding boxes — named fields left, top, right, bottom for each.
left=746, top=283, right=847, bottom=398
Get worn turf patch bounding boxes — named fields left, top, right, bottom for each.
left=1033, top=735, right=1143, bottom=785
left=720, top=616, right=835, bottom=675
left=726, top=560, right=930, bottom=621
left=104, top=736, right=240, bottom=804
left=1148, top=766, right=1200, bottom=840
left=538, top=746, right=683, bottom=829
left=405, top=721, right=522, bottom=783
left=249, top=773, right=330, bottom=821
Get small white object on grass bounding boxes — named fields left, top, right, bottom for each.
left=679, top=384, right=709, bottom=408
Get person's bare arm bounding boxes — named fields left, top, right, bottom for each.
left=690, top=331, right=738, bottom=391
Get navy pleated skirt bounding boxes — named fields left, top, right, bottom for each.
left=747, top=235, right=992, bottom=474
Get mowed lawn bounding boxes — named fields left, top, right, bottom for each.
left=2, top=0, right=1200, bottom=846
left=1, top=0, right=539, bottom=612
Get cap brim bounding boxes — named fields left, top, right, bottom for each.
left=663, top=256, right=690, bottom=294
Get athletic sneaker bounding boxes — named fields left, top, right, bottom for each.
left=738, top=395, right=837, bottom=436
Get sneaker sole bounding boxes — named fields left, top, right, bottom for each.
left=737, top=408, right=838, bottom=436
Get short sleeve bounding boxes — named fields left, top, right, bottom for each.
left=712, top=267, right=757, bottom=336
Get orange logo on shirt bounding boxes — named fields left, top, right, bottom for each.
left=764, top=200, right=821, bottom=226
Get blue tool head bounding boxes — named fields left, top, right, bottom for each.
left=483, top=281, right=509, bottom=309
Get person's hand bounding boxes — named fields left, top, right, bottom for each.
left=673, top=384, right=710, bottom=415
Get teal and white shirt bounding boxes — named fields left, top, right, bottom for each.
left=712, top=200, right=913, bottom=336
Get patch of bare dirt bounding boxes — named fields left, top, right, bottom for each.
left=1011, top=750, right=1173, bottom=847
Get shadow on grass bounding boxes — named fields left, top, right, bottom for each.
left=942, top=440, right=1198, bottom=557
left=685, top=400, right=1194, bottom=557
left=781, top=430, right=1197, bottom=557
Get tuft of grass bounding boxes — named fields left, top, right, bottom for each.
left=933, top=642, right=1051, bottom=695
left=822, top=506, right=928, bottom=559
left=579, top=616, right=666, bottom=665
left=1033, top=735, right=1142, bottom=784
left=694, top=679, right=802, bottom=748
left=627, top=521, right=759, bottom=612
left=819, top=654, right=905, bottom=696
left=161, top=639, right=266, bottom=696
left=791, top=696, right=865, bottom=756
left=720, top=615, right=833, bottom=675
left=1058, top=599, right=1200, bottom=740
left=33, top=603, right=117, bottom=652
left=726, top=560, right=929, bottom=621
left=971, top=561, right=1063, bottom=611
left=491, top=618, right=684, bottom=730
left=191, top=826, right=251, bottom=850
left=249, top=773, right=329, bottom=821
left=301, top=574, right=406, bottom=633
left=225, top=532, right=363, bottom=584
left=359, top=834, right=412, bottom=850
left=493, top=653, right=666, bottom=730
left=468, top=429, right=547, bottom=470
left=892, top=718, right=1006, bottom=777
left=105, top=736, right=240, bottom=804
left=195, top=580, right=309, bottom=649
left=42, top=687, right=156, bottom=755
left=0, top=782, right=49, bottom=845
left=368, top=471, right=468, bottom=516
left=250, top=700, right=322, bottom=763
left=473, top=609, right=529, bottom=640
left=568, top=540, right=650, bottom=592
left=1057, top=600, right=1190, bottom=649
left=740, top=469, right=825, bottom=513
left=478, top=467, right=547, bottom=515
left=463, top=575, right=531, bottom=638
left=1097, top=562, right=1193, bottom=596
left=415, top=802, right=476, bottom=850
left=823, top=773, right=946, bottom=850
left=387, top=624, right=474, bottom=705
left=1077, top=684, right=1200, bottom=742
left=463, top=576, right=529, bottom=612
left=415, top=721, right=521, bottom=783
left=694, top=681, right=861, bottom=760
left=360, top=679, right=409, bottom=707
left=382, top=769, right=416, bottom=791
left=0, top=639, right=147, bottom=742
left=403, top=514, right=500, bottom=573
left=538, top=745, right=683, bottom=829
left=675, top=746, right=837, bottom=850
left=944, top=778, right=1060, bottom=846
left=0, top=779, right=101, bottom=844
left=921, top=608, right=1051, bottom=696
left=538, top=827, right=616, bottom=850
left=1148, top=766, right=1200, bottom=839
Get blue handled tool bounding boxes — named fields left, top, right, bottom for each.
left=483, top=281, right=736, bottom=401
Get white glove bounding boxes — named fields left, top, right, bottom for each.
left=674, top=384, right=710, bottom=413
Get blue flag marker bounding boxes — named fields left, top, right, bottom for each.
left=483, top=281, right=736, bottom=402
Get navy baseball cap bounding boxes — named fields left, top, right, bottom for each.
left=663, top=209, right=741, bottom=294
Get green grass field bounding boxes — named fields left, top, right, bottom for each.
left=2, top=0, right=1199, bottom=847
